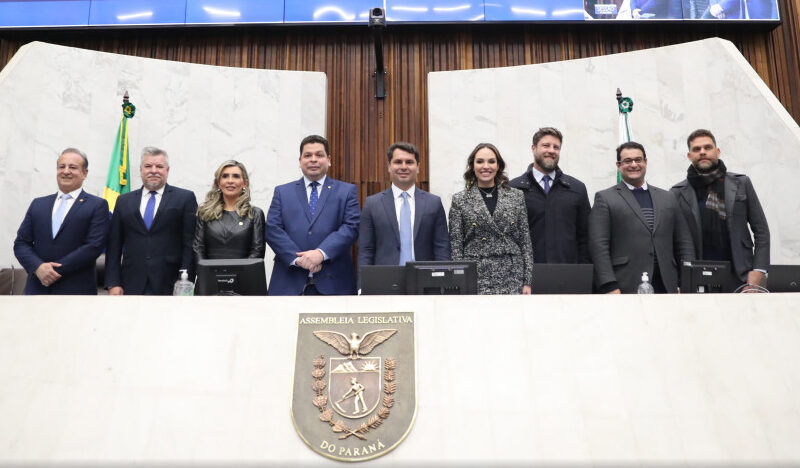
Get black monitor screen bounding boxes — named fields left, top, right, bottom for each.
left=680, top=260, right=732, bottom=293
left=404, top=261, right=478, bottom=295
left=360, top=265, right=406, bottom=295
left=196, top=258, right=268, bottom=296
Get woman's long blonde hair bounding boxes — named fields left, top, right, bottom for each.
left=197, top=160, right=254, bottom=221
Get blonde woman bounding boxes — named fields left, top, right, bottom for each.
left=193, top=160, right=265, bottom=260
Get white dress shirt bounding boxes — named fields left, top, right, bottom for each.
left=139, top=185, right=165, bottom=219
left=51, top=187, right=84, bottom=219
left=303, top=175, right=327, bottom=202
left=530, top=166, right=556, bottom=192
left=623, top=181, right=649, bottom=191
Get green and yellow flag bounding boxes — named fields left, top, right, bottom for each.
left=103, top=97, right=135, bottom=211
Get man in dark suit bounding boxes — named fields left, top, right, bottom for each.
left=358, top=142, right=450, bottom=268
left=589, top=142, right=694, bottom=294
left=105, top=147, right=197, bottom=295
left=266, top=135, right=360, bottom=295
left=14, top=148, right=110, bottom=295
left=671, top=129, right=770, bottom=292
left=510, top=127, right=591, bottom=264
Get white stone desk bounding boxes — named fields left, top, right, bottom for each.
left=0, top=294, right=798, bottom=465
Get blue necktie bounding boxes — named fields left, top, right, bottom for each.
left=143, top=191, right=156, bottom=230
left=52, top=193, right=72, bottom=238
left=399, top=192, right=413, bottom=266
left=542, top=175, right=551, bottom=195
left=309, top=181, right=319, bottom=217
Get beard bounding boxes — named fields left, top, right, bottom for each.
left=535, top=155, right=558, bottom=172
left=695, top=160, right=719, bottom=174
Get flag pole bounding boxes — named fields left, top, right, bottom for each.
left=616, top=88, right=634, bottom=183
left=103, top=92, right=135, bottom=212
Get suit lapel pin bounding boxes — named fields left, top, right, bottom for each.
left=327, top=185, right=331, bottom=189
left=239, top=221, right=244, bottom=226
left=79, top=198, right=85, bottom=202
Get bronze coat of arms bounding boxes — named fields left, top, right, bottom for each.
left=291, top=312, right=416, bottom=462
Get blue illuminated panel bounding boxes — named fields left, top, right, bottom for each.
left=0, top=1, right=90, bottom=27
left=486, top=0, right=585, bottom=21
left=0, top=0, right=781, bottom=27
left=386, top=0, right=485, bottom=21
left=186, top=0, right=283, bottom=24
left=284, top=0, right=373, bottom=23
left=88, top=0, right=187, bottom=26
left=679, top=0, right=778, bottom=19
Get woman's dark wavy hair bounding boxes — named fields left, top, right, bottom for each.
left=462, top=142, right=509, bottom=189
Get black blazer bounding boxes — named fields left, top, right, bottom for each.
left=14, top=190, right=109, bottom=295
left=509, top=165, right=591, bottom=264
left=105, top=184, right=197, bottom=295
left=671, top=171, right=770, bottom=282
left=193, top=206, right=266, bottom=260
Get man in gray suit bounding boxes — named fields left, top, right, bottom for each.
left=589, top=142, right=694, bottom=294
left=358, top=142, right=450, bottom=267
left=671, top=129, right=769, bottom=292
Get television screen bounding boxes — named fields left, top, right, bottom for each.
left=0, top=0, right=780, bottom=28
left=680, top=260, right=732, bottom=293
left=195, top=258, right=268, bottom=296
left=404, top=261, right=478, bottom=295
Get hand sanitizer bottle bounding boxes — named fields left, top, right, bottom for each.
left=637, top=271, right=655, bottom=294
left=172, top=269, right=194, bottom=296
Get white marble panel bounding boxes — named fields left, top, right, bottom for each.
left=0, top=41, right=327, bottom=277
left=0, top=294, right=799, bottom=464
left=428, top=37, right=800, bottom=264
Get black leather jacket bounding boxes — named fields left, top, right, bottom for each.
left=193, top=206, right=266, bottom=260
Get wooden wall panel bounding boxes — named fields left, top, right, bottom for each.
left=2, top=3, right=800, bottom=202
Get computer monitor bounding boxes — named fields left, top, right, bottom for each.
left=532, top=263, right=594, bottom=294
left=404, top=261, right=478, bottom=295
left=680, top=260, right=732, bottom=293
left=360, top=265, right=406, bottom=295
left=765, top=265, right=800, bottom=292
left=195, top=258, right=268, bottom=296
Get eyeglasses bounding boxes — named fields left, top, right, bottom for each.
left=618, top=157, right=646, bottom=166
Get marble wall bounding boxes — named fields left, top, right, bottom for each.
left=0, top=294, right=798, bottom=463
left=428, top=37, right=800, bottom=264
left=0, top=41, right=327, bottom=273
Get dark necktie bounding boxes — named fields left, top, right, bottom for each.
left=542, top=175, right=552, bottom=195
left=143, top=191, right=156, bottom=230
left=309, top=181, right=320, bottom=216
left=633, top=187, right=655, bottom=231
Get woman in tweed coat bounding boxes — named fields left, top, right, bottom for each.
left=449, top=143, right=533, bottom=294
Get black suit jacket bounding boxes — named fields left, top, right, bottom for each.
left=509, top=165, right=591, bottom=264
left=105, top=184, right=197, bottom=295
left=671, top=171, right=770, bottom=282
left=14, top=190, right=109, bottom=295
left=358, top=187, right=450, bottom=266
left=589, top=182, right=695, bottom=293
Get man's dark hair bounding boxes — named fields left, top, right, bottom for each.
left=532, top=127, right=563, bottom=146
left=616, top=141, right=647, bottom=161
left=387, top=142, right=420, bottom=163
left=299, top=135, right=330, bottom=156
left=686, top=129, right=717, bottom=149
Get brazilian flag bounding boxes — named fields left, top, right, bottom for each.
left=103, top=99, right=135, bottom=212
